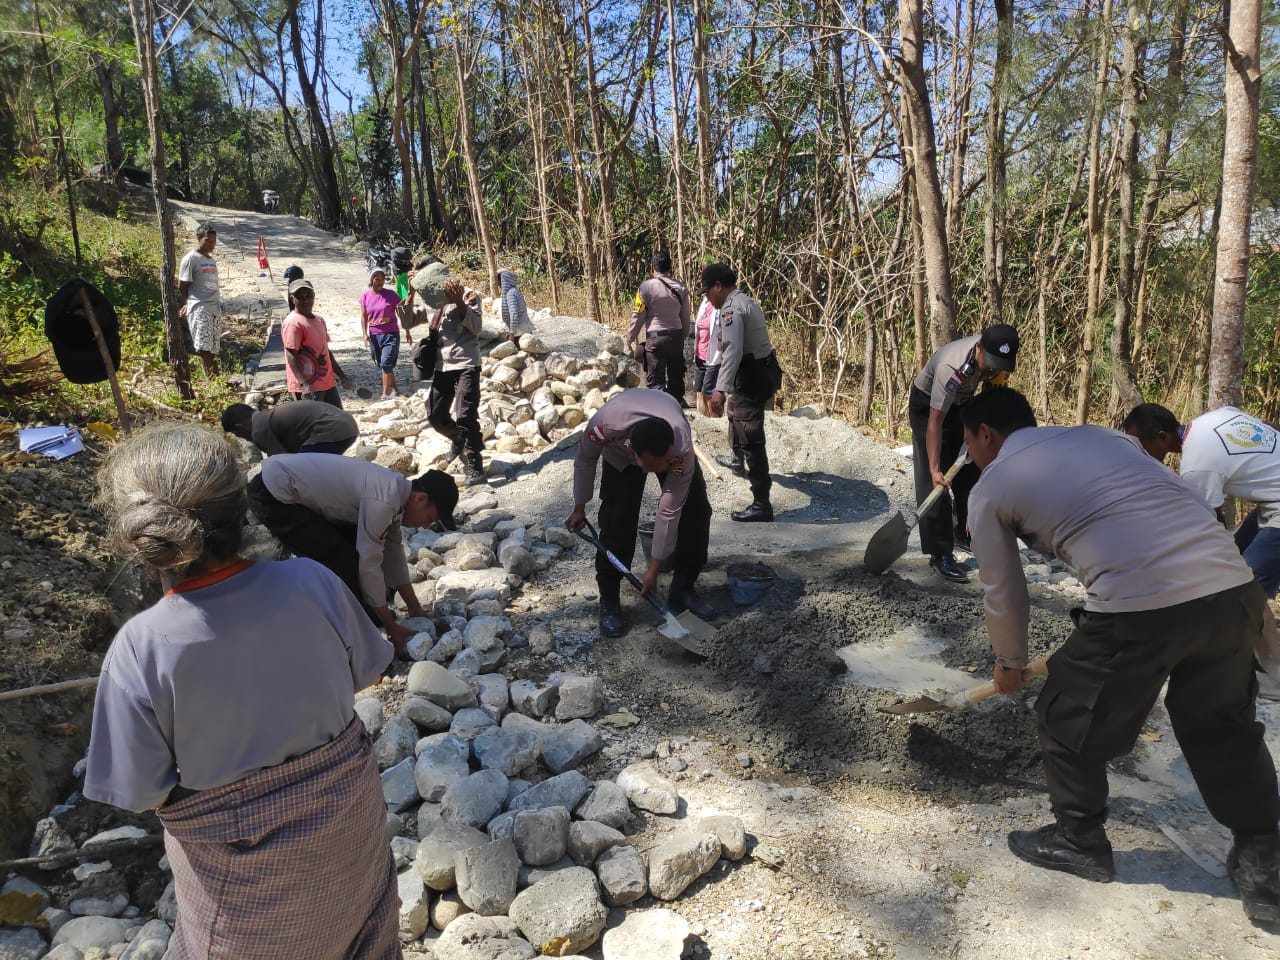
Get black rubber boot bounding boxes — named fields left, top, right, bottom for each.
left=669, top=575, right=715, bottom=620
left=930, top=553, right=969, bottom=583
left=1007, top=822, right=1115, bottom=883
left=731, top=501, right=774, bottom=523
left=463, top=454, right=487, bottom=487
left=715, top=454, right=746, bottom=477
left=1228, top=830, right=1280, bottom=924
left=598, top=597, right=624, bottom=638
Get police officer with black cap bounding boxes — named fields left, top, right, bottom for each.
left=909, top=323, right=1019, bottom=582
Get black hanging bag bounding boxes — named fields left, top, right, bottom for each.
left=44, top=280, right=121, bottom=384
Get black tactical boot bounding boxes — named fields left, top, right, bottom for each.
left=448, top=437, right=465, bottom=465
left=731, top=501, right=774, bottom=523
left=1228, top=830, right=1280, bottom=924
left=715, top=454, right=746, bottom=477
left=1007, top=822, right=1115, bottom=883
left=598, top=596, right=624, bottom=638
left=669, top=575, right=715, bottom=620
left=463, top=453, right=487, bottom=487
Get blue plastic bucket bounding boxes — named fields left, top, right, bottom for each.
left=728, top=562, right=775, bottom=606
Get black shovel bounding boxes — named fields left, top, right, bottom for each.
left=863, top=447, right=968, bottom=575
left=574, top=519, right=713, bottom=657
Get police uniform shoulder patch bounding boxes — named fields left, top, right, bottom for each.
left=590, top=423, right=608, bottom=444
left=633, top=292, right=646, bottom=312
left=670, top=456, right=684, bottom=475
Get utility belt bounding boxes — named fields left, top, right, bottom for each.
left=646, top=328, right=683, bottom=340
left=735, top=350, right=783, bottom=399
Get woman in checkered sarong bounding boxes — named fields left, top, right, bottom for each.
left=84, top=424, right=402, bottom=960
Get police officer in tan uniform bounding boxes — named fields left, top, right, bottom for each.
left=628, top=251, right=691, bottom=405
left=964, top=387, right=1279, bottom=924
left=702, top=262, right=781, bottom=523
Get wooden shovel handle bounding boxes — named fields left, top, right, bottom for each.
left=914, top=449, right=969, bottom=521
left=692, top=442, right=721, bottom=480
left=960, top=656, right=1050, bottom=707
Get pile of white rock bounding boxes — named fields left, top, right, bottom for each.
left=351, top=333, right=644, bottom=480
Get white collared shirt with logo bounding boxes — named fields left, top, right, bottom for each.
left=1180, top=406, right=1280, bottom=527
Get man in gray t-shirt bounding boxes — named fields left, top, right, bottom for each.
left=908, top=324, right=1018, bottom=582
left=178, top=222, right=222, bottom=378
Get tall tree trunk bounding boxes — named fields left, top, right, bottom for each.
left=1107, top=0, right=1150, bottom=422
left=1131, top=0, right=1189, bottom=374
left=666, top=0, right=686, bottom=280
left=96, top=60, right=125, bottom=173
left=897, top=0, right=956, bottom=349
left=452, top=31, right=499, bottom=295
left=1209, top=0, right=1262, bottom=409
left=285, top=0, right=342, bottom=228
left=983, top=0, right=1011, bottom=325
left=125, top=0, right=191, bottom=399
left=163, top=44, right=194, bottom=201
left=1074, top=0, right=1113, bottom=424
left=692, top=0, right=713, bottom=259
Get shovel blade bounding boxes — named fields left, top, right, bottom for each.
left=876, top=695, right=950, bottom=716
left=658, top=611, right=712, bottom=657
left=863, top=512, right=910, bottom=574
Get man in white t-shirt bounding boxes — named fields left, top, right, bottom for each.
left=178, top=222, right=221, bottom=377
left=1123, top=402, right=1280, bottom=700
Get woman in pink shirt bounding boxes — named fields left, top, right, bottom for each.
left=283, top=278, right=353, bottom=408
left=360, top=267, right=410, bottom=399
left=692, top=296, right=720, bottom=416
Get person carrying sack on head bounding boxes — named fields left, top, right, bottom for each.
left=628, top=250, right=691, bottom=406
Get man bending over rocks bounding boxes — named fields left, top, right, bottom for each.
left=566, top=388, right=713, bottom=638
left=963, top=387, right=1279, bottom=925
left=249, top=455, right=459, bottom=653
left=221, top=399, right=358, bottom=456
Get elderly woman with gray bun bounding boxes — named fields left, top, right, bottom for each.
left=84, top=424, right=403, bottom=960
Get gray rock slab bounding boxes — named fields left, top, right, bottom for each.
left=464, top=616, right=511, bottom=652
left=509, top=680, right=558, bottom=719
left=375, top=715, right=419, bottom=769
left=450, top=707, right=497, bottom=741
left=512, top=806, right=569, bottom=867
left=594, top=844, right=647, bottom=906
left=42, top=945, right=83, bottom=960
left=540, top=719, right=603, bottom=774
left=455, top=838, right=520, bottom=916
left=647, top=832, right=722, bottom=901
left=402, top=696, right=454, bottom=732
left=553, top=676, right=604, bottom=720
left=436, top=569, right=512, bottom=604
left=506, top=771, right=591, bottom=814
left=52, top=917, right=141, bottom=953
left=601, top=908, right=690, bottom=960
left=473, top=728, right=540, bottom=777
left=155, top=879, right=176, bottom=924
left=474, top=674, right=510, bottom=719
left=416, top=824, right=490, bottom=891
left=566, top=820, right=624, bottom=866
left=573, top=781, right=631, bottom=830
left=381, top=757, right=418, bottom=812
left=426, top=629, right=465, bottom=664
left=414, top=735, right=471, bottom=802
left=118, top=918, right=172, bottom=960
left=697, top=814, right=748, bottom=860
left=354, top=696, right=385, bottom=737
left=442, top=769, right=509, bottom=829
left=418, top=802, right=446, bottom=838
left=0, top=927, right=46, bottom=960
left=516, top=856, right=576, bottom=890
left=408, top=661, right=478, bottom=710
left=507, top=867, right=607, bottom=955
left=526, top=624, right=556, bottom=657
left=397, top=867, right=429, bottom=940
left=433, top=914, right=535, bottom=960
left=616, top=762, right=679, bottom=814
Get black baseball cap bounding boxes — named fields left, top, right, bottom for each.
left=979, top=323, right=1019, bottom=372
left=411, top=469, right=459, bottom=530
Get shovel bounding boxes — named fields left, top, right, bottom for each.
left=863, top=447, right=969, bottom=575
left=574, top=519, right=714, bottom=657
left=877, top=657, right=1049, bottom=715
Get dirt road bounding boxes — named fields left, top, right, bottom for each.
left=167, top=201, right=1280, bottom=960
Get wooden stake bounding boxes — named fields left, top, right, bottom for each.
left=0, top=833, right=163, bottom=871
left=0, top=677, right=98, bottom=704
left=76, top=287, right=131, bottom=434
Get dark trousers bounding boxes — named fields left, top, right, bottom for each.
left=428, top=365, right=482, bottom=455
left=728, top=390, right=773, bottom=502
left=292, top=386, right=343, bottom=409
left=596, top=462, right=711, bottom=603
left=1038, top=582, right=1278, bottom=836
left=908, top=387, right=978, bottom=556
left=644, top=331, right=687, bottom=405
left=298, top=438, right=356, bottom=455
left=247, top=476, right=378, bottom=624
